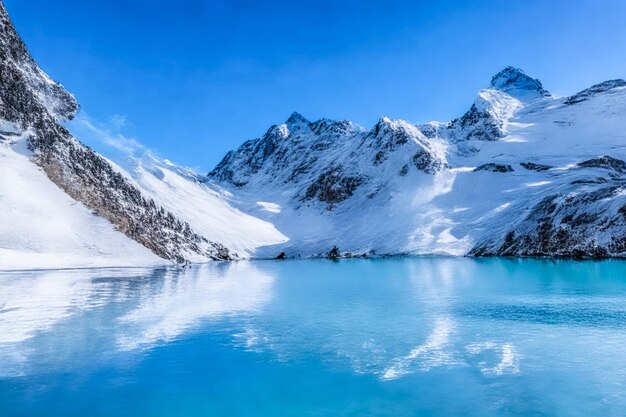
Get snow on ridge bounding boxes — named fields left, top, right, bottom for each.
left=209, top=69, right=626, bottom=259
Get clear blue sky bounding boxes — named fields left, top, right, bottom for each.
left=5, top=0, right=626, bottom=170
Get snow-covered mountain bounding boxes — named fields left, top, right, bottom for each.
left=4, top=0, right=626, bottom=267
left=0, top=2, right=285, bottom=269
left=210, top=67, right=626, bottom=259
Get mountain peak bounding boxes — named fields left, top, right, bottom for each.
left=286, top=112, right=309, bottom=126
left=490, top=66, right=550, bottom=98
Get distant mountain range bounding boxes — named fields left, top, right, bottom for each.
left=208, top=65, right=626, bottom=260
left=2, top=0, right=626, bottom=269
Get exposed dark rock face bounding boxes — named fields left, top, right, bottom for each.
left=416, top=123, right=440, bottom=139
left=0, top=2, right=230, bottom=262
left=304, top=167, right=365, bottom=209
left=0, top=4, right=78, bottom=125
left=327, top=246, right=340, bottom=259
left=209, top=124, right=286, bottom=187
left=363, top=118, right=447, bottom=174
left=35, top=139, right=230, bottom=262
left=412, top=149, right=447, bottom=174
left=474, top=163, right=514, bottom=173
left=565, top=79, right=626, bottom=105
left=520, top=162, right=552, bottom=171
left=366, top=118, right=412, bottom=164
left=209, top=149, right=238, bottom=184
left=471, top=186, right=626, bottom=258
left=449, top=104, right=503, bottom=142
left=578, top=156, right=626, bottom=173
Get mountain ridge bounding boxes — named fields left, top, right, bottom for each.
left=3, top=0, right=626, bottom=266
left=209, top=66, right=626, bottom=259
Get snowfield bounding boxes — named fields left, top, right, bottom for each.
left=112, top=154, right=288, bottom=258
left=0, top=127, right=164, bottom=270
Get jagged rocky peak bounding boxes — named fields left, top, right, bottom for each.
left=370, top=116, right=424, bottom=141
left=208, top=112, right=364, bottom=187
left=310, top=117, right=361, bottom=137
left=286, top=112, right=361, bottom=137
left=446, top=67, right=543, bottom=143
left=0, top=3, right=77, bottom=124
left=286, top=111, right=310, bottom=126
left=490, top=66, right=550, bottom=99
left=283, top=111, right=316, bottom=135
left=363, top=116, right=448, bottom=174
left=367, top=117, right=413, bottom=150
left=208, top=113, right=311, bottom=184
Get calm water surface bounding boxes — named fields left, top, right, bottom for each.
left=1, top=258, right=626, bottom=416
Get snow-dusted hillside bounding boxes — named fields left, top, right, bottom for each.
left=109, top=153, right=287, bottom=258
left=0, top=2, right=285, bottom=269
left=210, top=67, right=626, bottom=259
left=0, top=125, right=163, bottom=269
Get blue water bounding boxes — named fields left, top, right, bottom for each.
left=1, top=258, right=626, bottom=416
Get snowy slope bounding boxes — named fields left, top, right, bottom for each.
left=0, top=124, right=163, bottom=270
left=0, top=1, right=285, bottom=269
left=110, top=154, right=288, bottom=258
left=210, top=67, right=626, bottom=258
left=0, top=1, right=230, bottom=267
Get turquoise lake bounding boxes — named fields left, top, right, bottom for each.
left=1, top=258, right=626, bottom=416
